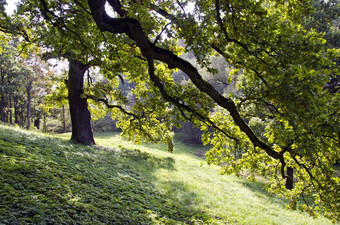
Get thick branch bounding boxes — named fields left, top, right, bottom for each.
left=146, top=57, right=237, bottom=141
left=86, top=95, right=139, bottom=119
left=87, top=0, right=283, bottom=161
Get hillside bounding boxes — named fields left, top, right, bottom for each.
left=0, top=125, right=336, bottom=224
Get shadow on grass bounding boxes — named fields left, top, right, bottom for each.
left=0, top=127, right=211, bottom=224
left=93, top=131, right=121, bottom=140
left=239, top=177, right=324, bottom=212
left=117, top=148, right=176, bottom=171
left=94, top=131, right=210, bottom=159
left=238, top=179, right=289, bottom=206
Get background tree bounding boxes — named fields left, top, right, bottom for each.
left=20, top=66, right=34, bottom=129
left=305, top=0, right=340, bottom=95
left=23, top=53, right=51, bottom=129
left=42, top=69, right=71, bottom=133
left=0, top=32, right=51, bottom=129
left=305, top=0, right=340, bottom=49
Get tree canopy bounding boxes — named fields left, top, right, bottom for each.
left=1, top=0, right=340, bottom=220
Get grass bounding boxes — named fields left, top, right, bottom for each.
left=0, top=124, right=337, bottom=224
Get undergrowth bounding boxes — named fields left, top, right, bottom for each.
left=0, top=125, right=337, bottom=224
left=0, top=126, right=208, bottom=224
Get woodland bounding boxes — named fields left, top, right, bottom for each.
left=0, top=0, right=339, bottom=223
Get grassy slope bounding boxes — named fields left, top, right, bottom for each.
left=0, top=125, right=336, bottom=224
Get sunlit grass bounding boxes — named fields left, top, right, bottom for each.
left=93, top=132, right=336, bottom=225
left=0, top=125, right=337, bottom=224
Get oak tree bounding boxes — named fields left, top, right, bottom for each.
left=3, top=0, right=339, bottom=220
left=87, top=0, right=340, bottom=219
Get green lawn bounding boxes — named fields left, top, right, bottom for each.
left=0, top=125, right=337, bottom=224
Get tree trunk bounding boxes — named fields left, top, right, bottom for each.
left=21, top=109, right=24, bottom=127
left=43, top=114, right=47, bottom=133
left=34, top=119, right=40, bottom=129
left=26, top=83, right=31, bottom=129
left=67, top=59, right=95, bottom=145
left=14, top=97, right=18, bottom=125
left=9, top=95, right=12, bottom=124
left=0, top=69, right=5, bottom=122
left=285, top=166, right=294, bottom=190
left=62, top=105, right=66, bottom=133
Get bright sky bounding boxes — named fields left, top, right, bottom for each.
left=5, top=0, right=19, bottom=15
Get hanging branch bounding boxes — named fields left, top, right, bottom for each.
left=88, top=0, right=286, bottom=173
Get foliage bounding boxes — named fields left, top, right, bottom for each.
left=0, top=125, right=209, bottom=224
left=305, top=0, right=340, bottom=49
left=41, top=72, right=68, bottom=113
left=0, top=124, right=337, bottom=224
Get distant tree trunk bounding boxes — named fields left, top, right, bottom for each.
left=43, top=114, right=47, bottom=132
left=7, top=72, right=12, bottom=125
left=0, top=69, right=5, bottom=122
left=14, top=97, right=19, bottom=125
left=34, top=118, right=40, bottom=129
left=285, top=166, right=294, bottom=190
left=62, top=105, right=66, bottom=133
left=21, top=109, right=24, bottom=127
left=26, top=83, right=32, bottom=129
left=9, top=95, right=13, bottom=124
left=67, top=59, right=95, bottom=145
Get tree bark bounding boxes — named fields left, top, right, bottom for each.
left=7, top=72, right=13, bottom=125
left=14, top=97, right=18, bottom=125
left=67, top=59, right=95, bottom=145
left=285, top=166, right=294, bottom=190
left=9, top=95, right=12, bottom=124
left=62, top=105, right=66, bottom=133
left=43, top=114, right=47, bottom=132
left=26, top=83, right=31, bottom=129
left=0, top=69, right=5, bottom=122
left=21, top=109, right=24, bottom=127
